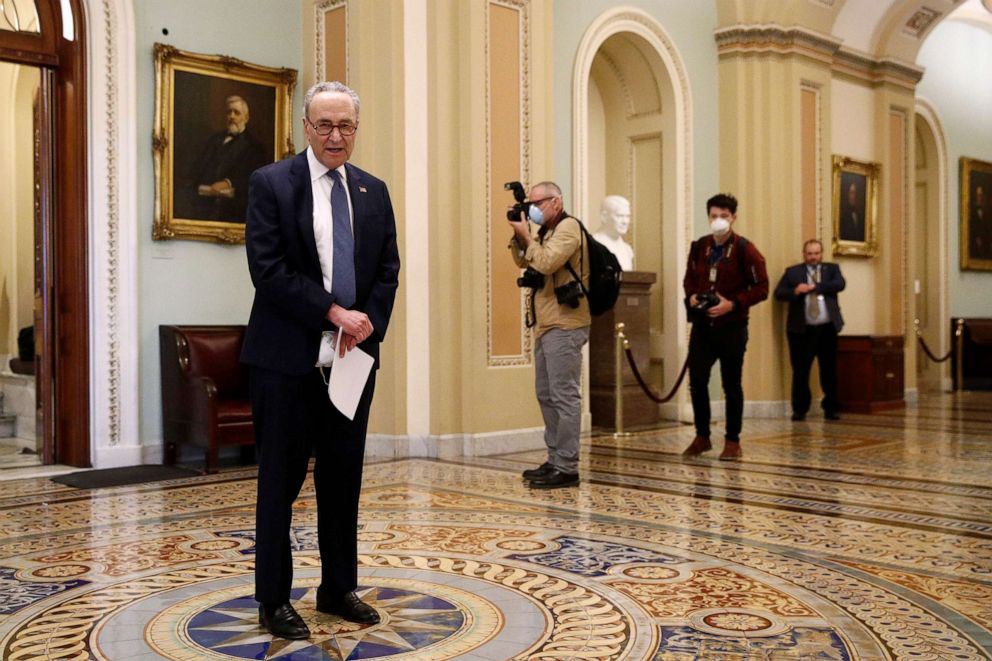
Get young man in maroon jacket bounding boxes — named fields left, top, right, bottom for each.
left=682, top=193, right=768, bottom=460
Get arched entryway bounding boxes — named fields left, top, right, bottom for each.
left=573, top=8, right=693, bottom=420
left=913, top=100, right=950, bottom=392
left=0, top=0, right=89, bottom=466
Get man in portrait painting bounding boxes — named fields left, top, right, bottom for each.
left=183, top=94, right=269, bottom=223
left=970, top=184, right=992, bottom=261
left=838, top=175, right=866, bottom=243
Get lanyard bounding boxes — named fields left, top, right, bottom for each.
left=705, top=241, right=733, bottom=284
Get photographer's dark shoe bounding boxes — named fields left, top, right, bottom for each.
left=528, top=469, right=579, bottom=489
left=682, top=435, right=712, bottom=456
left=522, top=462, right=553, bottom=480
left=791, top=412, right=806, bottom=421
left=259, top=603, right=310, bottom=640
left=824, top=411, right=840, bottom=421
left=316, top=588, right=380, bottom=624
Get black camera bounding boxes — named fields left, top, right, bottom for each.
left=692, top=290, right=720, bottom=310
left=505, top=181, right=533, bottom=221
left=517, top=267, right=545, bottom=289
left=554, top=281, right=584, bottom=308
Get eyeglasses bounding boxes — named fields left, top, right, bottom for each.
left=530, top=196, right=556, bottom=206
left=306, top=118, right=358, bottom=137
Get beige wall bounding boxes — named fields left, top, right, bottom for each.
left=0, top=62, right=39, bottom=358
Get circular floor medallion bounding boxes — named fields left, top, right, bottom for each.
left=146, top=576, right=502, bottom=660
left=688, top=608, right=790, bottom=638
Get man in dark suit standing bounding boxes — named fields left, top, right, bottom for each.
left=182, top=95, right=268, bottom=222
left=241, top=81, right=400, bottom=639
left=774, top=239, right=844, bottom=421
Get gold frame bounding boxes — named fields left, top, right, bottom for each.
left=832, top=155, right=880, bottom=257
left=960, top=156, right=992, bottom=271
left=152, top=43, right=296, bottom=244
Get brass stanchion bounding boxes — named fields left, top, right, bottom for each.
left=614, top=322, right=632, bottom=438
left=955, top=318, right=965, bottom=391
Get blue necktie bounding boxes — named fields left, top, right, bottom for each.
left=328, top=170, right=355, bottom=308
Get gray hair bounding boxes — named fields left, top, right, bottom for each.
left=225, top=95, right=249, bottom=115
left=303, top=81, right=360, bottom=119
left=533, top=181, right=562, bottom=199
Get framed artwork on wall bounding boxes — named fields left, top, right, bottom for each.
left=832, top=155, right=880, bottom=257
left=960, top=156, right=992, bottom=271
left=152, top=43, right=296, bottom=244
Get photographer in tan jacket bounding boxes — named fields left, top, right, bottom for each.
left=508, top=181, right=590, bottom=489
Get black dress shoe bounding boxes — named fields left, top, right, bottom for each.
left=528, top=469, right=579, bottom=489
left=522, top=462, right=553, bottom=480
left=316, top=589, right=381, bottom=624
left=259, top=603, right=310, bottom=640
left=824, top=411, right=840, bottom=420
left=790, top=412, right=806, bottom=421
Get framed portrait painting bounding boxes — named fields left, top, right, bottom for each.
left=832, top=156, right=879, bottom=257
left=960, top=157, right=992, bottom=271
left=152, top=43, right=297, bottom=243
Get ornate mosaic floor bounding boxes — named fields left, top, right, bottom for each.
left=1, top=391, right=991, bottom=660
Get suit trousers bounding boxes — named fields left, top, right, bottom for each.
left=787, top=324, right=838, bottom=415
left=688, top=321, right=748, bottom=441
left=250, top=364, right=376, bottom=605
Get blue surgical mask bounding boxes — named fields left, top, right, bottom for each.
left=528, top=204, right=545, bottom=225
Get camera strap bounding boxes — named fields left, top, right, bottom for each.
left=563, top=217, right=588, bottom=297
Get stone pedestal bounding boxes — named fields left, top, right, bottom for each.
left=590, top=271, right=657, bottom=428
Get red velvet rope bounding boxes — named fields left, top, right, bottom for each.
left=915, top=334, right=954, bottom=363
left=623, top=348, right=690, bottom=404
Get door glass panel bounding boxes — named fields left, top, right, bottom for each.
left=0, top=60, right=42, bottom=468
left=0, top=0, right=41, bottom=33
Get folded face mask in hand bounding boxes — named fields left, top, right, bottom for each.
left=316, top=331, right=337, bottom=367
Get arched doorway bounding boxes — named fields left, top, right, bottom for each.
left=0, top=0, right=89, bottom=466
left=913, top=101, right=950, bottom=392
left=573, top=8, right=692, bottom=420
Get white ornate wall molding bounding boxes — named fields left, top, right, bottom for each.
left=913, top=97, right=950, bottom=382
left=572, top=7, right=693, bottom=418
left=86, top=0, right=140, bottom=467
left=314, top=0, right=347, bottom=82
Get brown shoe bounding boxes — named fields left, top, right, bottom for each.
left=719, top=441, right=742, bottom=461
left=682, top=435, right=712, bottom=456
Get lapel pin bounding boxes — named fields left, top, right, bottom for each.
left=359, top=186, right=367, bottom=193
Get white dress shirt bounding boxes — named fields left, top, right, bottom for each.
left=306, top=146, right=354, bottom=294
left=805, top=265, right=831, bottom=326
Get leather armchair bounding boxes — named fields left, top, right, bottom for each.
left=159, top=325, right=254, bottom=473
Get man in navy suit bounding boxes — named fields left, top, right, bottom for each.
left=241, top=81, right=399, bottom=639
left=774, top=239, right=844, bottom=421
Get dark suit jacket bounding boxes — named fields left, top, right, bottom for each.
left=839, top=205, right=864, bottom=242
left=240, top=151, right=400, bottom=375
left=178, top=130, right=269, bottom=222
left=773, top=262, right=845, bottom=334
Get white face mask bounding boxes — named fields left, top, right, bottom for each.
left=710, top=218, right=731, bottom=236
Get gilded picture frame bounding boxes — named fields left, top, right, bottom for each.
left=152, top=43, right=296, bottom=244
left=960, top=157, right=992, bottom=271
left=832, top=155, right=880, bottom=257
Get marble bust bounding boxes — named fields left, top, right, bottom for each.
left=593, top=195, right=634, bottom=271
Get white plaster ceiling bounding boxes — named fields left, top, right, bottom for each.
left=832, top=0, right=899, bottom=52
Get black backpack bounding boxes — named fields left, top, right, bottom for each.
left=564, top=218, right=623, bottom=316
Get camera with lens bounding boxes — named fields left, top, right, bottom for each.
left=505, top=181, right=533, bottom=221
left=692, top=289, right=721, bottom=311
left=517, top=268, right=545, bottom=289
left=554, top=281, right=584, bottom=308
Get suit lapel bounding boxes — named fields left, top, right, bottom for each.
left=290, top=152, right=320, bottom=269
left=344, top=163, right=364, bottom=257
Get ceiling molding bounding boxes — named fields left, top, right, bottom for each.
left=715, top=24, right=924, bottom=89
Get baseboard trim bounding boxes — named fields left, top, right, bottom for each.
left=366, top=427, right=547, bottom=460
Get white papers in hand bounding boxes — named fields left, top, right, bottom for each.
left=327, top=345, right=374, bottom=420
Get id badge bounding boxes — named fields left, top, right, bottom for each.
left=709, top=267, right=718, bottom=283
